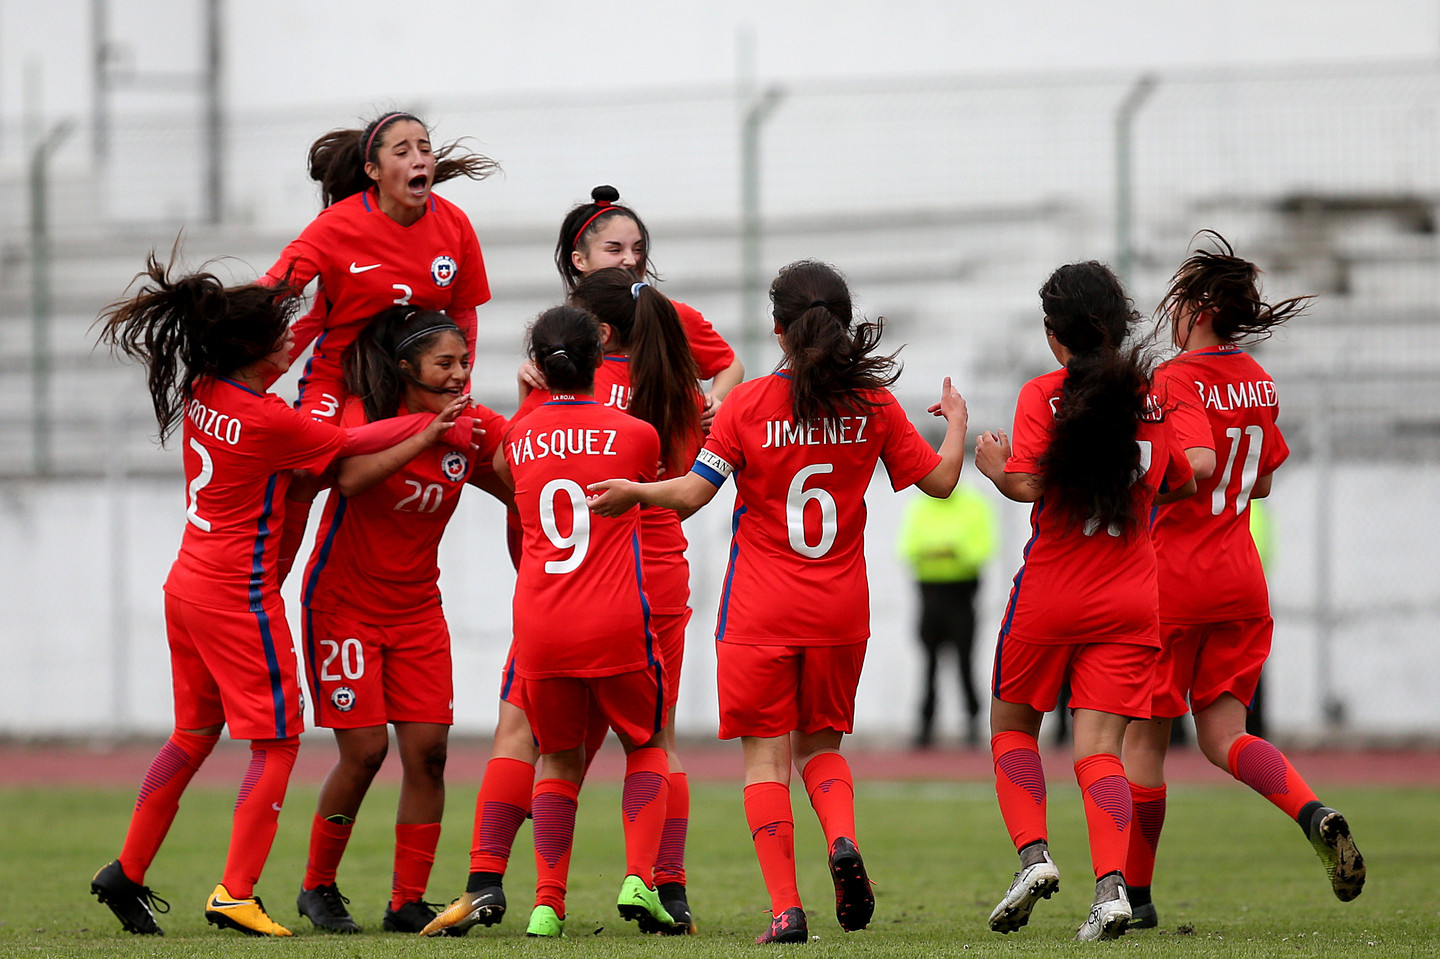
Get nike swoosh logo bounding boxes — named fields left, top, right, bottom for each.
left=272, top=802, right=283, bottom=812
left=349, top=262, right=381, bottom=273
left=210, top=895, right=249, bottom=908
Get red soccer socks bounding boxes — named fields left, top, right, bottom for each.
left=620, top=747, right=669, bottom=881
left=1075, top=753, right=1133, bottom=881
left=302, top=813, right=355, bottom=889
left=531, top=778, right=580, bottom=915
left=469, top=757, right=534, bottom=875
left=992, top=731, right=1048, bottom=850
left=743, top=781, right=801, bottom=916
left=654, top=771, right=690, bottom=887
left=801, top=752, right=857, bottom=851
left=221, top=737, right=299, bottom=899
left=1227, top=734, right=1320, bottom=821
left=390, top=822, right=441, bottom=910
left=1124, top=781, right=1167, bottom=888
left=119, top=728, right=219, bottom=883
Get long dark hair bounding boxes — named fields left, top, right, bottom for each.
left=770, top=260, right=900, bottom=424
left=97, top=248, right=296, bottom=443
left=528, top=306, right=603, bottom=395
left=1037, top=261, right=1152, bottom=537
left=554, top=185, right=654, bottom=292
left=307, top=111, right=500, bottom=207
left=346, top=307, right=464, bottom=422
left=1158, top=230, right=1311, bottom=347
left=571, top=268, right=702, bottom=475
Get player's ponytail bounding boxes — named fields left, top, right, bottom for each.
left=1037, top=261, right=1152, bottom=538
left=554, top=185, right=655, bottom=292
left=570, top=268, right=702, bottom=475
left=307, top=112, right=499, bottom=207
left=97, top=246, right=295, bottom=443
left=1158, top=230, right=1311, bottom=347
left=529, top=306, right=602, bottom=395
left=770, top=259, right=900, bottom=424
left=347, top=307, right=463, bottom=423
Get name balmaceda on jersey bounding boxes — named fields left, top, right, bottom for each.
left=760, top=415, right=869, bottom=449
left=186, top=397, right=243, bottom=445
left=508, top=427, right=619, bottom=464
left=1195, top=378, right=1278, bottom=411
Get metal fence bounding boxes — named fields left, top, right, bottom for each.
left=1, top=62, right=1436, bottom=738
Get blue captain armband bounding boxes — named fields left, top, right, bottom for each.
left=692, top=449, right=734, bottom=487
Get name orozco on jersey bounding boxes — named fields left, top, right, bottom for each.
left=508, top=427, right=619, bottom=464
left=1195, top=378, right=1278, bottom=411
left=186, top=397, right=243, bottom=445
left=760, top=415, right=869, bottom=449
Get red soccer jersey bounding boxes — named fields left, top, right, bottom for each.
left=1151, top=348, right=1290, bottom=623
left=163, top=376, right=347, bottom=609
left=998, top=367, right=1193, bottom=646
left=673, top=300, right=736, bottom=381
left=693, top=373, right=942, bottom=646
left=266, top=189, right=489, bottom=386
left=593, top=355, right=705, bottom=614
left=300, top=398, right=507, bottom=623
left=505, top=397, right=661, bottom=679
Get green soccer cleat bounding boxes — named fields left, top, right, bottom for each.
left=525, top=905, right=565, bottom=937
left=616, top=874, right=681, bottom=934
left=204, top=884, right=293, bottom=937
left=1307, top=806, right=1366, bottom=902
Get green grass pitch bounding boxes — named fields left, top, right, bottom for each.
left=1, top=778, right=1433, bottom=957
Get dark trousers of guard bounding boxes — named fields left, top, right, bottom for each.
left=914, top=579, right=981, bottom=747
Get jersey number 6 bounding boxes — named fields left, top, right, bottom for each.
left=786, top=464, right=838, bottom=558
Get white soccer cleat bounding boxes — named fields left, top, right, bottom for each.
left=988, top=852, right=1060, bottom=933
left=1076, top=879, right=1130, bottom=942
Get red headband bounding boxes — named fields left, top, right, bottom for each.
left=572, top=202, right=621, bottom=250
left=364, top=113, right=413, bottom=161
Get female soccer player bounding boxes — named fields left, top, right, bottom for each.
left=264, top=110, right=498, bottom=581
left=293, top=308, right=509, bottom=934
left=589, top=259, right=969, bottom=944
left=89, top=253, right=473, bottom=938
left=1121, top=234, right=1364, bottom=929
left=975, top=261, right=1196, bottom=942
left=497, top=305, right=676, bottom=938
left=430, top=188, right=741, bottom=935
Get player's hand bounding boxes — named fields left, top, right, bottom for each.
left=700, top=392, right=720, bottom=433
left=431, top=395, right=479, bottom=448
left=974, top=429, right=1010, bottom=481
left=518, top=359, right=546, bottom=396
left=927, top=376, right=969, bottom=429
left=586, top=478, right=640, bottom=517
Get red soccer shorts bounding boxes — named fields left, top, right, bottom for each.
left=524, top=668, right=665, bottom=754
left=165, top=592, right=304, bottom=740
left=992, top=635, right=1158, bottom=719
left=295, top=367, right=346, bottom=423
left=1151, top=617, right=1273, bottom=718
left=650, top=608, right=692, bottom=714
left=303, top=608, right=454, bottom=728
left=498, top=641, right=528, bottom=712
left=715, top=640, right=867, bottom=739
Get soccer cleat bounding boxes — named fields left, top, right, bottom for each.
left=988, top=852, right=1060, bottom=933
left=296, top=883, right=360, bottom=933
left=1076, top=875, right=1131, bottom=942
left=420, top=886, right=507, bottom=937
left=1129, top=901, right=1159, bottom=929
left=1307, top=806, right=1366, bottom=902
left=755, top=906, right=808, bottom=944
left=383, top=899, right=446, bottom=933
left=616, top=874, right=681, bottom=934
left=91, top=860, right=168, bottom=936
left=525, top=904, right=565, bottom=937
left=828, top=836, right=875, bottom=931
left=657, top=881, right=698, bottom=935
left=204, top=884, right=293, bottom=937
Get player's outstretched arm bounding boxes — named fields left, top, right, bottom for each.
left=587, top=472, right=717, bottom=518
left=918, top=376, right=970, bottom=497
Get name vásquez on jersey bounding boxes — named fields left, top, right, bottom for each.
left=509, top=428, right=619, bottom=463
left=761, top=416, right=869, bottom=449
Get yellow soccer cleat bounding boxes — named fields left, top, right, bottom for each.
left=204, top=884, right=293, bottom=937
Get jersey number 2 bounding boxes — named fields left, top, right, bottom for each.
left=186, top=439, right=214, bottom=532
